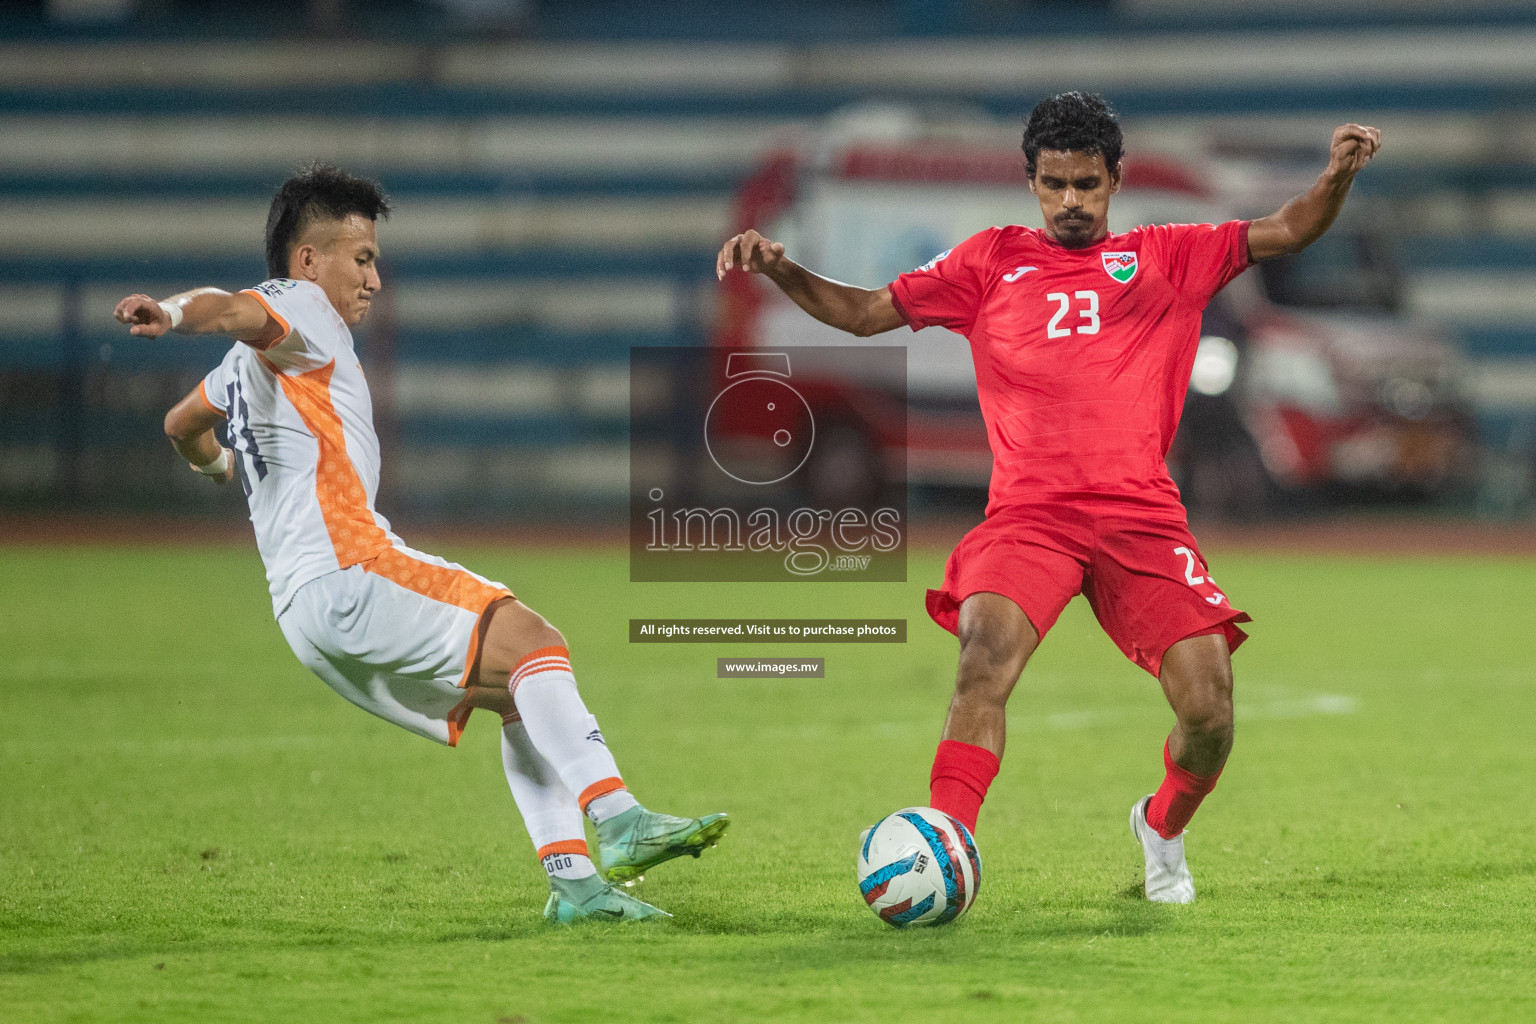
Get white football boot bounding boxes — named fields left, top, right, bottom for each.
left=1130, top=795, right=1195, bottom=904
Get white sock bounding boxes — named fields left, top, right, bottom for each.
left=587, top=789, right=640, bottom=823
left=510, top=646, right=640, bottom=825
left=500, top=720, right=596, bottom=881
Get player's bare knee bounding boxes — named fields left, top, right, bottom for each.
left=957, top=597, right=1036, bottom=669
left=1172, top=669, right=1234, bottom=741
left=478, top=600, right=566, bottom=686
left=1180, top=699, right=1234, bottom=744
left=958, top=629, right=1019, bottom=670
left=1161, top=634, right=1232, bottom=724
left=498, top=601, right=565, bottom=653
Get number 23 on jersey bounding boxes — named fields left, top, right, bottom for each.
left=1046, top=290, right=1100, bottom=338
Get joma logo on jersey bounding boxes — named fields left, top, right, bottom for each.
left=1102, top=252, right=1138, bottom=283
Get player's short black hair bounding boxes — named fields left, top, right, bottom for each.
left=265, top=163, right=392, bottom=279
left=1022, top=91, right=1124, bottom=179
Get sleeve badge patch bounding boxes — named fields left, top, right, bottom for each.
left=1101, top=252, right=1138, bottom=283
left=255, top=279, right=299, bottom=298
left=916, top=249, right=952, bottom=273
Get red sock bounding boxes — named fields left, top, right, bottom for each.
left=928, top=739, right=1000, bottom=835
left=1145, top=739, right=1221, bottom=839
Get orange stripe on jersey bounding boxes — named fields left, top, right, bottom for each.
left=363, top=548, right=512, bottom=689
left=197, top=380, right=226, bottom=417
left=364, top=547, right=511, bottom=614
left=274, top=359, right=391, bottom=569
left=239, top=289, right=292, bottom=351
left=537, top=839, right=590, bottom=860
left=578, top=777, right=627, bottom=812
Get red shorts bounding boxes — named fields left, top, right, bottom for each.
left=926, top=502, right=1250, bottom=677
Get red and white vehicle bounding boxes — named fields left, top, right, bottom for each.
left=716, top=109, right=1475, bottom=514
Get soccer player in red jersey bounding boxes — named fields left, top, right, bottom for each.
left=717, top=92, right=1380, bottom=903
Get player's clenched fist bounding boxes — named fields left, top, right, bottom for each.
left=114, top=293, right=173, bottom=338
left=716, top=229, right=786, bottom=281
left=1328, top=124, right=1381, bottom=178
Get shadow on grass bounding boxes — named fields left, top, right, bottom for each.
left=0, top=894, right=1165, bottom=979
left=434, top=924, right=548, bottom=943
left=639, top=885, right=1173, bottom=947
left=0, top=945, right=141, bottom=975
left=0, top=920, right=532, bottom=975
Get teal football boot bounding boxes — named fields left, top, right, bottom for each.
left=597, top=807, right=730, bottom=884
left=543, top=874, right=672, bottom=923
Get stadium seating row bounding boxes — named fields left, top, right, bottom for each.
left=2, top=26, right=1534, bottom=514
left=3, top=25, right=1536, bottom=95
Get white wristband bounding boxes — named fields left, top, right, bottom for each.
left=192, top=448, right=231, bottom=476
left=158, top=300, right=185, bottom=330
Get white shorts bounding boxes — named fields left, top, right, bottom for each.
left=277, top=543, right=513, bottom=747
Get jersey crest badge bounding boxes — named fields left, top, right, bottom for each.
left=916, top=249, right=951, bottom=273
left=1101, top=252, right=1138, bottom=283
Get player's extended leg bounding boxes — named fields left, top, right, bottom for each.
left=1130, top=630, right=1235, bottom=903
left=456, top=683, right=663, bottom=920
left=928, top=592, right=1041, bottom=834
left=473, top=599, right=728, bottom=884
left=494, top=712, right=670, bottom=923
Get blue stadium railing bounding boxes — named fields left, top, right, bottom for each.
left=0, top=256, right=712, bottom=518
left=3, top=0, right=1536, bottom=44
left=4, top=41, right=1536, bottom=518
left=3, top=79, right=1535, bottom=120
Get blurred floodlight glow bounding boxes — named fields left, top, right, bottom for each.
left=1190, top=335, right=1239, bottom=396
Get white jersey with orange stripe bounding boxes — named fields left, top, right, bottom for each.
left=200, top=278, right=403, bottom=616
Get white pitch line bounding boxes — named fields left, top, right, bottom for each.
left=860, top=690, right=1358, bottom=738
left=1013, top=693, right=1358, bottom=733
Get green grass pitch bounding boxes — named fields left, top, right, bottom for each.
left=2, top=540, right=1534, bottom=1022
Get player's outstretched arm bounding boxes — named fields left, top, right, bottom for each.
left=716, top=229, right=906, bottom=337
left=113, top=287, right=283, bottom=347
left=1247, top=124, right=1381, bottom=262
left=163, top=386, right=235, bottom=485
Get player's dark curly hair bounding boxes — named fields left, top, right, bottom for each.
left=265, top=163, right=392, bottom=279
left=1022, top=92, right=1124, bottom=178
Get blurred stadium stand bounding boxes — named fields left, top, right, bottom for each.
left=3, top=0, right=1535, bottom=520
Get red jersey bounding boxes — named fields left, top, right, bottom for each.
left=889, top=221, right=1250, bottom=515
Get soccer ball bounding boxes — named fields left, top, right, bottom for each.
left=857, top=806, right=982, bottom=927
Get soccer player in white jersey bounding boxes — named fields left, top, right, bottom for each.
left=113, top=164, right=727, bottom=923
